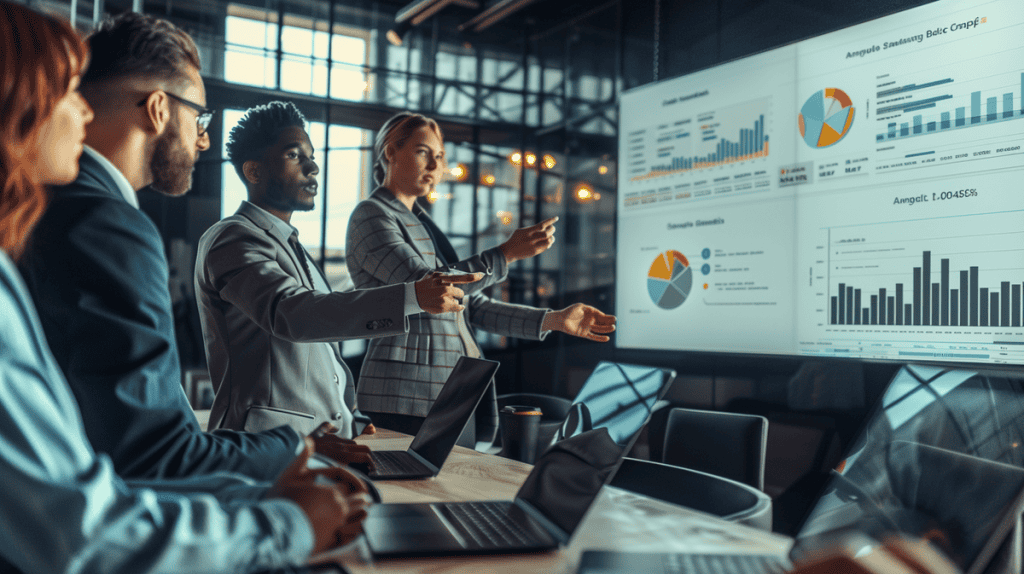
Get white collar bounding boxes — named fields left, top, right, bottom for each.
left=82, top=145, right=138, bottom=209
left=243, top=200, right=298, bottom=238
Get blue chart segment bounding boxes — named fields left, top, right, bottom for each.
left=800, top=88, right=855, bottom=148
left=648, top=250, right=693, bottom=309
left=876, top=73, right=1024, bottom=142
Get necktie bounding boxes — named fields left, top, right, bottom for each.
left=287, top=232, right=315, bottom=286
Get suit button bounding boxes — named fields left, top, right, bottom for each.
left=333, top=374, right=339, bottom=383
left=332, top=412, right=345, bottom=420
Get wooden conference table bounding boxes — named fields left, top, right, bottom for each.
left=312, top=429, right=793, bottom=574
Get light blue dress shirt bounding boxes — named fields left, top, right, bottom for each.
left=0, top=252, right=313, bottom=573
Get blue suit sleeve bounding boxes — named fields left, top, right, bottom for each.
left=19, top=189, right=301, bottom=480
left=0, top=253, right=314, bottom=574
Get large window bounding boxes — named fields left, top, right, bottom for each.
left=224, top=6, right=369, bottom=101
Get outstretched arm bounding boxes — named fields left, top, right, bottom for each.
left=0, top=255, right=314, bottom=574
left=21, top=194, right=301, bottom=481
left=541, top=303, right=617, bottom=342
left=201, top=221, right=410, bottom=343
left=346, top=202, right=505, bottom=295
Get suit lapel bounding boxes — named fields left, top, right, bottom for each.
left=67, top=152, right=130, bottom=203
left=370, top=187, right=443, bottom=268
left=234, top=202, right=313, bottom=289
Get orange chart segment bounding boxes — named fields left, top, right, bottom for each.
left=648, top=252, right=673, bottom=280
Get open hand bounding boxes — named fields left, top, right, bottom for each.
left=499, top=216, right=558, bottom=264
left=541, top=303, right=616, bottom=342
left=415, top=271, right=484, bottom=314
left=268, top=438, right=372, bottom=553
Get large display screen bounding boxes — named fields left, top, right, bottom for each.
left=616, top=0, right=1024, bottom=365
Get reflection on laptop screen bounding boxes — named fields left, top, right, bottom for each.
left=511, top=363, right=674, bottom=537
left=570, top=362, right=672, bottom=445
left=516, top=427, right=625, bottom=536
left=797, top=365, right=1024, bottom=574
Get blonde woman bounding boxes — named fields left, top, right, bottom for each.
left=347, top=111, right=616, bottom=446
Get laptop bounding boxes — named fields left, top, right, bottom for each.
left=577, top=364, right=1024, bottom=574
left=363, top=362, right=676, bottom=557
left=365, top=356, right=499, bottom=480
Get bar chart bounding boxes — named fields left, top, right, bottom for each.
left=875, top=73, right=1024, bottom=143
left=831, top=251, right=1023, bottom=328
left=825, top=209, right=1024, bottom=330
left=630, top=98, right=770, bottom=182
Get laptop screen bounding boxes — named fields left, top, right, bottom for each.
left=407, top=357, right=499, bottom=468
left=566, top=362, right=676, bottom=445
left=515, top=362, right=676, bottom=536
left=796, top=365, right=1024, bottom=574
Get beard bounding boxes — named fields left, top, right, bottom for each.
left=263, top=177, right=316, bottom=212
left=149, top=123, right=195, bottom=197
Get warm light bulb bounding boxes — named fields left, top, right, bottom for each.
left=524, top=152, right=537, bottom=167
left=496, top=210, right=513, bottom=225
left=509, top=152, right=522, bottom=166
left=426, top=189, right=439, bottom=203
left=573, top=183, right=597, bottom=204
left=598, top=165, right=608, bottom=175
left=482, top=174, right=496, bottom=185
left=450, top=164, right=467, bottom=181
left=542, top=154, right=556, bottom=169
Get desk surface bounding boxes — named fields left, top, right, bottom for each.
left=316, top=429, right=792, bottom=573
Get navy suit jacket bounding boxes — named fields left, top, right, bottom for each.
left=19, top=151, right=301, bottom=480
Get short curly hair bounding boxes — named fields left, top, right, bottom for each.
left=226, top=101, right=306, bottom=184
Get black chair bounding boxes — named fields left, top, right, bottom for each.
left=496, top=393, right=572, bottom=452
left=663, top=407, right=769, bottom=491
left=609, top=457, right=773, bottom=531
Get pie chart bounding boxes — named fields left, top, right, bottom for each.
left=647, top=250, right=692, bottom=310
left=799, top=88, right=855, bottom=148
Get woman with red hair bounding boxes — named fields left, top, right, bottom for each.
left=0, top=3, right=367, bottom=572
left=0, top=0, right=92, bottom=258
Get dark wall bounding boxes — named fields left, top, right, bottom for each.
left=624, top=0, right=937, bottom=89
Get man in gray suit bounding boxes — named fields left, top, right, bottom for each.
left=196, top=101, right=478, bottom=438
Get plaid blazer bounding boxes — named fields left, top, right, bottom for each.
left=346, top=188, right=548, bottom=440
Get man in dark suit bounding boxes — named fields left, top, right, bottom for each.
left=195, top=101, right=479, bottom=437
left=18, top=13, right=368, bottom=481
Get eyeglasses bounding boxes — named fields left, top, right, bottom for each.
left=136, top=91, right=215, bottom=135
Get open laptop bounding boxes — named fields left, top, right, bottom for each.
left=577, top=364, right=1024, bottom=574
left=365, top=356, right=499, bottom=480
left=363, top=362, right=676, bottom=557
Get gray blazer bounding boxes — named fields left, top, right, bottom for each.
left=346, top=188, right=548, bottom=440
left=195, top=201, right=408, bottom=437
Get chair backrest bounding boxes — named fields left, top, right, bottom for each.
left=663, top=407, right=768, bottom=491
left=609, top=458, right=772, bottom=531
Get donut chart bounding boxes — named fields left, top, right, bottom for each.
left=799, top=88, right=855, bottom=148
left=647, top=250, right=693, bottom=309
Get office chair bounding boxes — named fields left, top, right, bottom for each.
left=663, top=407, right=769, bottom=491
left=610, top=457, right=773, bottom=531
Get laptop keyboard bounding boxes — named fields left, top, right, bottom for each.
left=443, top=501, right=537, bottom=548
left=662, top=554, right=788, bottom=574
left=370, top=451, right=427, bottom=476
